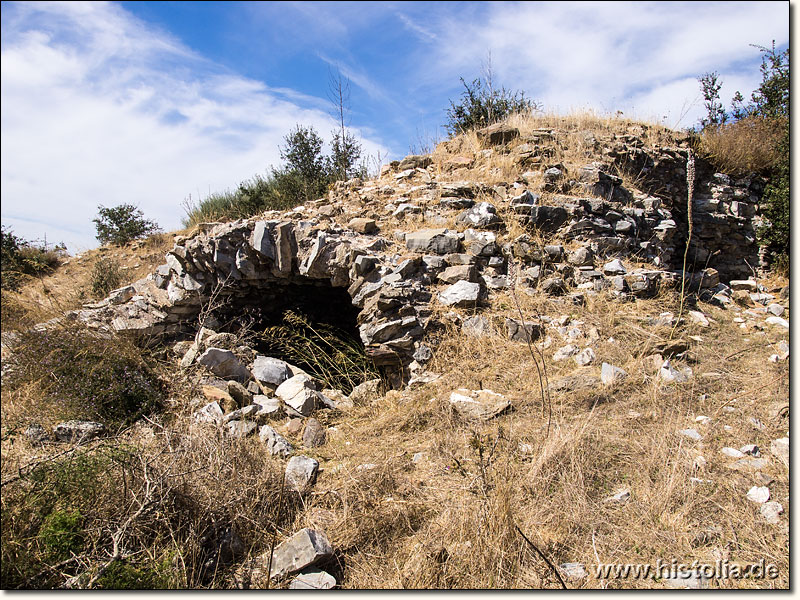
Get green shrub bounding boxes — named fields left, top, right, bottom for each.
left=95, top=560, right=172, bottom=589
left=5, top=325, right=163, bottom=428
left=90, top=256, right=125, bottom=298
left=38, top=510, right=84, bottom=562
left=1, top=226, right=65, bottom=291
left=758, top=128, right=789, bottom=266
left=445, top=76, right=537, bottom=136
left=94, top=204, right=161, bottom=246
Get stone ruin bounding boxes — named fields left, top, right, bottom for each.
left=66, top=123, right=770, bottom=385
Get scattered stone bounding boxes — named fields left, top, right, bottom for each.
left=553, top=344, right=580, bottom=361
left=348, top=218, right=378, bottom=234
left=269, top=528, right=333, bottom=579
left=349, top=378, right=383, bottom=404
left=770, top=437, right=789, bottom=467
left=449, top=389, right=511, bottom=421
left=662, top=569, right=709, bottom=589
left=252, top=356, right=292, bottom=388
left=25, top=424, right=51, bottom=444
left=729, top=279, right=758, bottom=292
left=688, top=310, right=710, bottom=327
left=289, top=569, right=337, bottom=589
left=574, top=347, right=596, bottom=366
left=729, top=457, right=770, bottom=471
left=678, top=429, right=702, bottom=442
left=226, top=420, right=257, bottom=438
left=53, top=421, right=105, bottom=443
left=549, top=373, right=601, bottom=393
left=745, top=486, right=770, bottom=504
left=740, top=444, right=760, bottom=457
left=600, top=362, right=627, bottom=386
left=659, top=360, right=692, bottom=383
left=303, top=418, right=327, bottom=448
left=765, top=316, right=789, bottom=329
left=462, top=315, right=492, bottom=337
left=439, top=280, right=482, bottom=307
left=560, top=563, right=588, bottom=579
left=276, top=375, right=320, bottom=417
left=767, top=303, right=785, bottom=317
left=602, top=259, right=627, bottom=275
left=285, top=456, right=320, bottom=493
left=456, top=202, right=502, bottom=228
left=476, top=122, right=519, bottom=146
left=197, top=348, right=251, bottom=381
left=222, top=404, right=260, bottom=424
left=406, top=229, right=460, bottom=255
left=760, top=501, right=784, bottom=524
left=506, top=318, right=542, bottom=343
left=568, top=246, right=594, bottom=266
left=286, top=418, right=304, bottom=437
left=720, top=447, right=745, bottom=459
left=227, top=380, right=252, bottom=407
left=695, top=415, right=712, bottom=425
left=202, top=385, right=237, bottom=413
left=603, top=489, right=630, bottom=503
left=259, top=425, right=293, bottom=457
left=194, top=401, right=224, bottom=424
left=252, top=395, right=281, bottom=418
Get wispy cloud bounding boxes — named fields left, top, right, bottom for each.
left=415, top=1, right=788, bottom=127
left=1, top=1, right=387, bottom=252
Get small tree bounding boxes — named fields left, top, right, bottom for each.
left=93, top=204, right=160, bottom=246
left=445, top=56, right=538, bottom=137
left=327, top=69, right=364, bottom=181
left=278, top=126, right=329, bottom=204
left=698, top=71, right=727, bottom=127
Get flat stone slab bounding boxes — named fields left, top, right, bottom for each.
left=289, top=569, right=337, bottom=589
left=449, top=389, right=510, bottom=421
left=269, top=528, right=333, bottom=580
left=439, top=280, right=481, bottom=307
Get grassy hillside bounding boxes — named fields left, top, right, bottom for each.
left=1, top=112, right=789, bottom=589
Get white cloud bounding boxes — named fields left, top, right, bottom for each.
left=415, top=1, right=788, bottom=129
left=1, top=1, right=388, bottom=253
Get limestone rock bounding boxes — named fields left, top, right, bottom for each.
left=770, top=437, right=789, bottom=467
left=456, top=202, right=501, bottom=228
left=600, top=362, right=627, bottom=386
left=53, top=421, right=105, bottom=443
left=348, top=218, right=378, bottom=234
left=476, top=123, right=519, bottom=146
left=285, top=456, right=320, bottom=493
left=227, top=380, right=253, bottom=407
left=259, top=425, right=293, bottom=457
left=252, top=356, right=292, bottom=388
left=760, top=501, right=784, bottom=524
left=194, top=401, right=224, bottom=424
left=197, top=348, right=250, bottom=381
left=226, top=420, right=257, bottom=438
left=406, top=229, right=460, bottom=255
left=745, top=486, right=770, bottom=504
left=202, top=385, right=237, bottom=413
left=349, top=379, right=383, bottom=404
left=449, top=389, right=510, bottom=421
left=462, top=315, right=492, bottom=337
left=290, top=569, right=337, bottom=589
left=276, top=375, right=320, bottom=417
left=505, top=318, right=542, bottom=343
left=303, top=418, right=327, bottom=448
left=269, top=528, right=333, bottom=580
left=439, top=280, right=481, bottom=307
left=574, top=347, right=596, bottom=366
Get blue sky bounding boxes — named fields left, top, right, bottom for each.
left=1, top=1, right=789, bottom=252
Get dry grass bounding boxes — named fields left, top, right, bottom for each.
left=698, top=116, right=784, bottom=176
left=1, top=113, right=789, bottom=589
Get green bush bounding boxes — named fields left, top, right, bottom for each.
left=96, top=560, right=172, bottom=589
left=4, top=325, right=163, bottom=428
left=90, top=256, right=125, bottom=298
left=38, top=510, right=84, bottom=562
left=696, top=42, right=789, bottom=267
left=94, top=204, right=161, bottom=246
left=445, top=76, right=537, bottom=136
left=1, top=226, right=65, bottom=291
